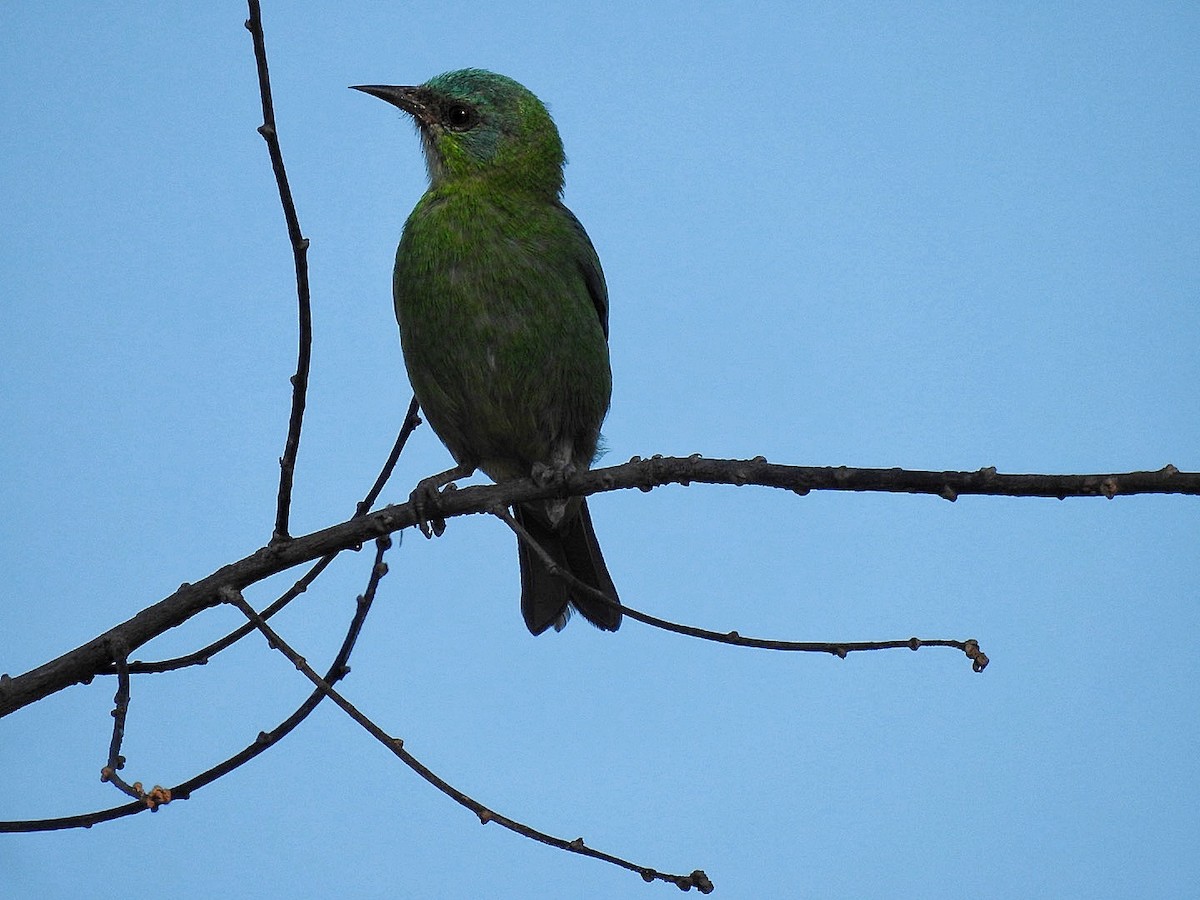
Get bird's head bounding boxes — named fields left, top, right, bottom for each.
left=353, top=69, right=565, bottom=196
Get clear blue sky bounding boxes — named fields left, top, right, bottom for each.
left=2, top=3, right=1198, bottom=898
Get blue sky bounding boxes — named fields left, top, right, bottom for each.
left=2, top=3, right=1198, bottom=898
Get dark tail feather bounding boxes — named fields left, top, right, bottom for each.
left=516, top=499, right=622, bottom=635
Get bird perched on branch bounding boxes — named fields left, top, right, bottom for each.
left=353, top=69, right=621, bottom=635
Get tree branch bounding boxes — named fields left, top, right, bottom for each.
left=245, top=0, right=313, bottom=544
left=2, top=457, right=1194, bottom=718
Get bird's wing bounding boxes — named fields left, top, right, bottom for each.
left=557, top=203, right=610, bottom=340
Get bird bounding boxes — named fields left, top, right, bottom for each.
left=352, top=69, right=622, bottom=635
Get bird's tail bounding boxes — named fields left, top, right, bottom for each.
left=515, top=499, right=621, bottom=635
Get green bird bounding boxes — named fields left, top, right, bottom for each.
left=353, top=69, right=621, bottom=635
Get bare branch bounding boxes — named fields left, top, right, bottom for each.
left=223, top=587, right=713, bottom=893
left=1, top=456, right=1193, bottom=718
left=244, top=0, right=313, bottom=544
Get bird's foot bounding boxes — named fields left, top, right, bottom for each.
left=410, top=476, right=451, bottom=538
left=531, top=460, right=576, bottom=487
left=410, top=462, right=476, bottom=537
left=530, top=461, right=577, bottom=528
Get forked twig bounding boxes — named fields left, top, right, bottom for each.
left=0, top=537, right=394, bottom=833
left=115, top=397, right=420, bottom=676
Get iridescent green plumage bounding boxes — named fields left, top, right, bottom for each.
left=354, top=69, right=621, bottom=634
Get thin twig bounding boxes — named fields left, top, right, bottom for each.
left=117, top=397, right=420, bottom=676
left=223, top=587, right=713, bottom=893
left=99, top=649, right=137, bottom=799
left=0, top=536, right=394, bottom=833
left=245, top=0, right=312, bottom=544
left=493, top=507, right=989, bottom=671
left=97, top=648, right=172, bottom=810
left=355, top=397, right=423, bottom=519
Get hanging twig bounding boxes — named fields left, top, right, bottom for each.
left=223, top=586, right=714, bottom=893
left=493, top=507, right=988, bottom=670
left=97, top=648, right=171, bottom=810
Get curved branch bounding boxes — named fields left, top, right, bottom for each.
left=2, top=456, right=1194, bottom=718
left=245, top=0, right=313, bottom=543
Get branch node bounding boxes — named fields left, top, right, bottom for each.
left=963, top=639, right=990, bottom=672
left=257, top=123, right=275, bottom=139
left=939, top=485, right=958, bottom=502
left=908, top=637, right=922, bottom=650
left=687, top=869, right=715, bottom=893
left=477, top=809, right=493, bottom=824
left=219, top=587, right=245, bottom=606
left=143, top=785, right=172, bottom=810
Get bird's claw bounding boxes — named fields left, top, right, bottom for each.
left=410, top=478, right=451, bottom=538
left=530, top=461, right=577, bottom=528
left=531, top=460, right=576, bottom=487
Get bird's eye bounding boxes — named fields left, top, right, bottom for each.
left=445, top=103, right=476, bottom=131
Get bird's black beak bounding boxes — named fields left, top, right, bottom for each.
left=350, top=84, right=432, bottom=125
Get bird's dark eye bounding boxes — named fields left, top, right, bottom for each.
left=445, top=103, right=477, bottom=131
